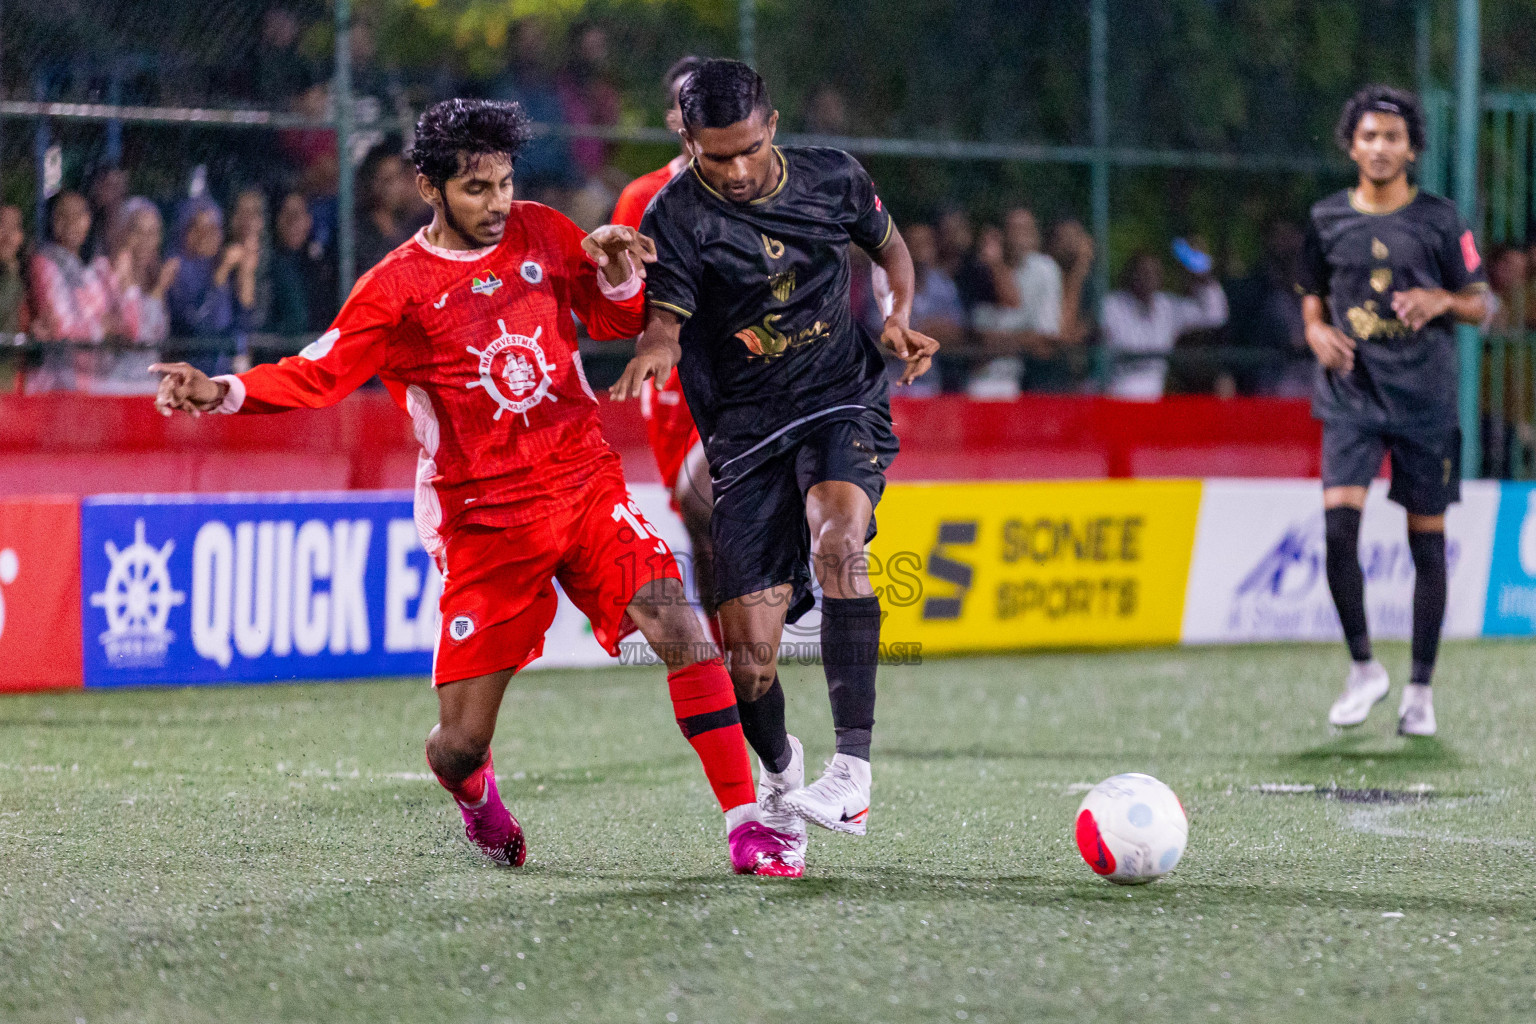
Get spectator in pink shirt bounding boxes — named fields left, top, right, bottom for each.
left=27, top=190, right=121, bottom=391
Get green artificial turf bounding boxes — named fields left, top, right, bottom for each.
left=4, top=641, right=1536, bottom=1023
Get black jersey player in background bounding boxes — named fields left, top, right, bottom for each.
left=610, top=60, right=937, bottom=862
left=1298, top=85, right=1489, bottom=738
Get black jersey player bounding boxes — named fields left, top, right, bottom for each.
left=1298, top=85, right=1489, bottom=737
left=610, top=60, right=937, bottom=859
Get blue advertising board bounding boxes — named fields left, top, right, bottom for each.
left=81, top=493, right=441, bottom=686
left=1483, top=482, right=1536, bottom=637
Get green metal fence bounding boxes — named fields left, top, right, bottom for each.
left=1426, top=88, right=1536, bottom=479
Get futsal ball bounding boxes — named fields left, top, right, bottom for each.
left=1074, top=773, right=1187, bottom=885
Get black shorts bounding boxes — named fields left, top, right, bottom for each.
left=1320, top=422, right=1461, bottom=515
left=711, top=409, right=898, bottom=624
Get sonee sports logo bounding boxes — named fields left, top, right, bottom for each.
left=447, top=614, right=476, bottom=642
left=465, top=321, right=558, bottom=424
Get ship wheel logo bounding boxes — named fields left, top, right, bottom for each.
left=90, top=518, right=186, bottom=667
left=465, top=320, right=559, bottom=425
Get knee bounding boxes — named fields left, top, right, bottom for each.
left=811, top=516, right=864, bottom=562
left=728, top=658, right=776, bottom=702
left=427, top=722, right=492, bottom=778
left=628, top=577, right=692, bottom=631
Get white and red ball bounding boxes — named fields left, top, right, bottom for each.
left=1075, top=773, right=1187, bottom=885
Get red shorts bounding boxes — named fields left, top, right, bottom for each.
left=641, top=371, right=702, bottom=506
left=432, top=472, right=680, bottom=686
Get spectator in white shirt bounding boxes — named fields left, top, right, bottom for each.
left=1102, top=249, right=1228, bottom=399
left=968, top=207, right=1062, bottom=399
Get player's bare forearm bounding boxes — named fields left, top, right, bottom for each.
left=1390, top=286, right=1488, bottom=332
left=610, top=307, right=683, bottom=401
left=869, top=226, right=915, bottom=326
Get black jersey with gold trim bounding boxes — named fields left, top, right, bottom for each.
left=1298, top=187, right=1488, bottom=431
left=641, top=145, right=895, bottom=471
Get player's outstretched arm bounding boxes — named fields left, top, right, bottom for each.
left=869, top=224, right=939, bottom=386
left=610, top=307, right=684, bottom=401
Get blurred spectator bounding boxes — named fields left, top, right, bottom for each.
left=230, top=188, right=274, bottom=339
left=1102, top=249, right=1228, bottom=400
left=85, top=166, right=130, bottom=261
left=253, top=7, right=312, bottom=105
left=486, top=20, right=575, bottom=199
left=1488, top=244, right=1528, bottom=330
left=557, top=22, right=621, bottom=181
left=108, top=198, right=176, bottom=345
left=279, top=75, right=341, bottom=248
left=1048, top=219, right=1095, bottom=346
left=27, top=191, right=118, bottom=390
left=97, top=198, right=178, bottom=392
left=806, top=84, right=850, bottom=135
left=269, top=191, right=337, bottom=335
left=167, top=197, right=260, bottom=348
left=968, top=208, right=1061, bottom=399
left=0, top=205, right=31, bottom=340
left=355, top=140, right=424, bottom=272
left=1224, top=221, right=1309, bottom=396
left=935, top=208, right=974, bottom=280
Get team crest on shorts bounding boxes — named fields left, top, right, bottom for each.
left=465, top=319, right=559, bottom=423
left=448, top=614, right=477, bottom=642
left=520, top=260, right=543, bottom=284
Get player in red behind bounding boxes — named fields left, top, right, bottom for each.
left=611, top=57, right=721, bottom=637
left=150, top=99, right=801, bottom=877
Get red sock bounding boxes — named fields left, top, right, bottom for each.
left=428, top=743, right=491, bottom=805
left=667, top=657, right=755, bottom=811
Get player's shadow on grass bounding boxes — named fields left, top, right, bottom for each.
left=1280, top=734, right=1459, bottom=771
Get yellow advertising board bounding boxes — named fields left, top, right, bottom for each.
left=867, top=480, right=1203, bottom=653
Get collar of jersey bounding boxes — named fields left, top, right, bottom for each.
left=412, top=227, right=497, bottom=262
left=690, top=146, right=790, bottom=206
left=1347, top=185, right=1418, bottom=216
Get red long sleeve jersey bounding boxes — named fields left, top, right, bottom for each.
left=222, top=203, right=644, bottom=553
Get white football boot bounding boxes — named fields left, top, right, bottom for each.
left=782, top=753, right=871, bottom=836
left=756, top=735, right=808, bottom=864
left=1397, top=683, right=1437, bottom=737
left=1328, top=660, right=1390, bottom=727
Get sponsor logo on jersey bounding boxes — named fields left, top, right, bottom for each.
left=471, top=272, right=504, bottom=296
left=734, top=314, right=829, bottom=358
left=1345, top=300, right=1409, bottom=341
left=465, top=320, right=559, bottom=423
left=768, top=268, right=796, bottom=302
left=1370, top=268, right=1392, bottom=294
left=448, top=614, right=476, bottom=642
left=90, top=519, right=186, bottom=668
left=1371, top=237, right=1389, bottom=260
left=761, top=234, right=785, bottom=260
left=520, top=260, right=544, bottom=285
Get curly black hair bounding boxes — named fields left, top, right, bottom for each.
left=679, top=59, right=771, bottom=130
left=1335, top=85, right=1426, bottom=153
left=408, top=99, right=534, bottom=194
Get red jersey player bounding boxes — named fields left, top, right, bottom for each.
left=150, top=100, right=801, bottom=877
left=611, top=58, right=720, bottom=629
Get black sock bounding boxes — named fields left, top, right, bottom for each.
left=1324, top=506, right=1372, bottom=663
left=1408, top=530, right=1447, bottom=686
left=821, top=594, right=881, bottom=761
left=737, top=676, right=791, bottom=773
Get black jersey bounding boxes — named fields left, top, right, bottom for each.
left=1298, top=187, right=1488, bottom=431
left=640, top=145, right=895, bottom=476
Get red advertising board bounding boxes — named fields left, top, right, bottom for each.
left=0, top=497, right=83, bottom=691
